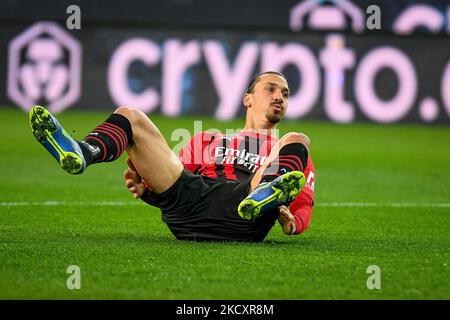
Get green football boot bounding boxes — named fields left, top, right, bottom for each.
left=238, top=171, right=306, bottom=220
left=29, top=105, right=86, bottom=174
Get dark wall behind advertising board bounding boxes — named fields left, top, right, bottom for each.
left=1, top=0, right=449, bottom=35
left=0, top=0, right=449, bottom=124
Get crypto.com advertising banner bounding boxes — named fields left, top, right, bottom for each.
left=1, top=4, right=449, bottom=124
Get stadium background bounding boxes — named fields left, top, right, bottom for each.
left=2, top=0, right=450, bottom=124
left=0, top=0, right=449, bottom=300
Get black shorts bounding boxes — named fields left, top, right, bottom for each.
left=143, top=169, right=277, bottom=242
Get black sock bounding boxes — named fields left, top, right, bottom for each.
left=260, top=143, right=308, bottom=184
left=78, top=113, right=132, bottom=166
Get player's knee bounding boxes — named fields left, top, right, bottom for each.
left=114, top=106, right=161, bottom=140
left=280, top=132, right=310, bottom=150
left=114, top=106, right=140, bottom=121
left=114, top=106, right=148, bottom=127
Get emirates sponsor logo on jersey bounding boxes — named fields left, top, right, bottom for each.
left=214, top=147, right=267, bottom=173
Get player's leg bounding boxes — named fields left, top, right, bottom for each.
left=114, top=107, right=183, bottom=193
left=238, top=133, right=310, bottom=220
left=30, top=105, right=183, bottom=193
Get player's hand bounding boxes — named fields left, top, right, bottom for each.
left=124, top=158, right=145, bottom=199
left=278, top=205, right=296, bottom=235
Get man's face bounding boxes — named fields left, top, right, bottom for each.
left=244, top=74, right=290, bottom=124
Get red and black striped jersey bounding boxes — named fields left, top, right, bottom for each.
left=179, top=131, right=277, bottom=181
left=179, top=131, right=316, bottom=234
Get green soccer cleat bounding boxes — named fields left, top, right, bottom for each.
left=238, top=171, right=306, bottom=220
left=29, top=105, right=86, bottom=174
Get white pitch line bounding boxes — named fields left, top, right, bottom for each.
left=316, top=202, right=450, bottom=208
left=0, top=201, right=449, bottom=208
left=0, top=201, right=145, bottom=206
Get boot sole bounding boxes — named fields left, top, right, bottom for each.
left=30, top=106, right=83, bottom=174
left=238, top=171, right=306, bottom=220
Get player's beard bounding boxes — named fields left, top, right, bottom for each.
left=266, top=110, right=284, bottom=124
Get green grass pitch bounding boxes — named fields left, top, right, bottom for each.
left=0, top=107, right=448, bottom=299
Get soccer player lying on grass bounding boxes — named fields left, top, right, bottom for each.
left=29, top=71, right=316, bottom=242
